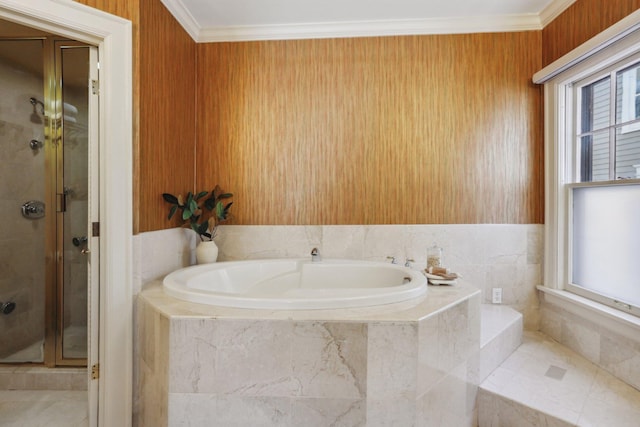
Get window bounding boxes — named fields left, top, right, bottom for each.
left=569, top=57, right=640, bottom=315
left=576, top=61, right=640, bottom=182
left=536, top=22, right=640, bottom=318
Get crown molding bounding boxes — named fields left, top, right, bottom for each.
left=162, top=0, right=566, bottom=43
left=539, top=0, right=576, bottom=28
left=194, top=14, right=542, bottom=43
left=160, top=0, right=200, bottom=41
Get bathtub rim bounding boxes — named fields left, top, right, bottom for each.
left=162, top=258, right=428, bottom=310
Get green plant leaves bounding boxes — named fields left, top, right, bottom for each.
left=162, top=193, right=178, bottom=204
left=168, top=204, right=178, bottom=220
left=162, top=186, right=233, bottom=238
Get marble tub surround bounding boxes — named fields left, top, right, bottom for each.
left=479, top=331, right=640, bottom=426
left=539, top=291, right=640, bottom=392
left=479, top=305, right=523, bottom=383
left=135, top=224, right=543, bottom=328
left=136, top=282, right=481, bottom=426
left=133, top=228, right=197, bottom=295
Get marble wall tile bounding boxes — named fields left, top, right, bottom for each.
left=136, top=224, right=544, bottom=328
left=135, top=296, right=169, bottom=427
left=417, top=314, right=444, bottom=395
left=477, top=389, right=574, bottom=427
left=216, top=225, right=322, bottom=261
left=321, top=226, right=366, bottom=259
left=138, top=288, right=484, bottom=426
left=167, top=393, right=217, bottom=427
left=291, top=397, right=365, bottom=427
left=0, top=56, right=47, bottom=362
left=214, top=319, right=298, bottom=397
left=418, top=366, right=476, bottom=427
left=215, top=396, right=291, bottom=426
left=438, top=298, right=478, bottom=373
left=600, top=331, right=640, bottom=391
left=292, top=322, right=367, bottom=399
left=362, top=225, right=409, bottom=262
left=366, top=397, right=416, bottom=427
left=539, top=294, right=640, bottom=391
left=366, top=322, right=418, bottom=400
left=168, top=394, right=293, bottom=427
left=135, top=228, right=196, bottom=293
left=560, top=315, right=601, bottom=364
left=539, top=305, right=562, bottom=342
left=169, top=318, right=218, bottom=393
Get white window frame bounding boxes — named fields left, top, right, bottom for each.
left=535, top=10, right=640, bottom=317
left=620, top=66, right=640, bottom=133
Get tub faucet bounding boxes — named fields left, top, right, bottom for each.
left=311, top=247, right=321, bottom=262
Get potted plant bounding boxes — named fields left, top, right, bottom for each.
left=163, top=185, right=233, bottom=263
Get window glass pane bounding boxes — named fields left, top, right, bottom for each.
left=572, top=184, right=640, bottom=307
left=616, top=63, right=640, bottom=125
left=615, top=126, right=640, bottom=179
left=581, top=77, right=610, bottom=133
left=578, top=130, right=610, bottom=182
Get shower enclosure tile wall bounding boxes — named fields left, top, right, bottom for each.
left=0, top=40, right=46, bottom=362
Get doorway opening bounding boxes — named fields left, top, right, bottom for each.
left=0, top=25, right=97, bottom=368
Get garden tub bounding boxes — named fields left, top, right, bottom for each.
left=162, top=258, right=427, bottom=309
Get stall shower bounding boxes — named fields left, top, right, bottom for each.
left=0, top=35, right=91, bottom=367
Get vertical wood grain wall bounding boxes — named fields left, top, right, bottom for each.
left=196, top=33, right=543, bottom=225
left=75, top=0, right=196, bottom=232
left=543, top=0, right=640, bottom=66
left=137, top=0, right=196, bottom=232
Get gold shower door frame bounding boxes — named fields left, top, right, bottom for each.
left=43, top=39, right=91, bottom=367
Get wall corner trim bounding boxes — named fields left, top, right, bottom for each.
left=160, top=0, right=200, bottom=41
left=534, top=8, right=640, bottom=83
left=538, top=0, right=576, bottom=28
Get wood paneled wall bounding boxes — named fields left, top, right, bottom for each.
left=74, top=0, right=137, bottom=20
left=196, top=33, right=543, bottom=225
left=137, top=0, right=196, bottom=231
left=75, top=0, right=196, bottom=232
left=543, top=0, right=640, bottom=66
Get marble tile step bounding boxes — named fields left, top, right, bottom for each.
left=0, top=366, right=87, bottom=391
left=478, top=331, right=640, bottom=427
left=479, top=305, right=523, bottom=383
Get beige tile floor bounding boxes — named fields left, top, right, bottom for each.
left=0, top=390, right=87, bottom=426
left=480, top=331, right=640, bottom=426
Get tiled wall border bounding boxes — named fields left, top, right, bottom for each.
left=540, top=291, right=640, bottom=391
left=134, top=224, right=543, bottom=329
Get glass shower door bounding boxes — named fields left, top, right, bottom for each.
left=56, top=41, right=90, bottom=365
left=0, top=38, right=46, bottom=364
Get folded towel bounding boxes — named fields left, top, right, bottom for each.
left=425, top=266, right=459, bottom=280
left=64, top=102, right=78, bottom=115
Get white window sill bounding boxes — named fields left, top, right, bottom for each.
left=537, top=286, right=640, bottom=340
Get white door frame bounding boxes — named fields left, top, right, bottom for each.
left=0, top=1, right=133, bottom=426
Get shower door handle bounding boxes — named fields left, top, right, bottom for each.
left=72, top=236, right=90, bottom=254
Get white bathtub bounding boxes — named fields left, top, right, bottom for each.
left=162, top=258, right=428, bottom=309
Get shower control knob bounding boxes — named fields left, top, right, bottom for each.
left=21, top=200, right=45, bottom=219
left=0, top=301, right=16, bottom=315
left=72, top=236, right=88, bottom=247
left=29, top=139, right=43, bottom=150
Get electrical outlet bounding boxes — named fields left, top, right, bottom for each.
left=492, top=288, right=502, bottom=304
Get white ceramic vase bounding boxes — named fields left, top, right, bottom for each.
left=196, top=240, right=218, bottom=264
